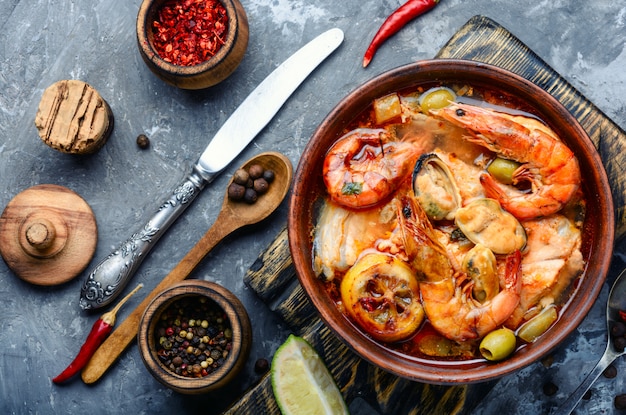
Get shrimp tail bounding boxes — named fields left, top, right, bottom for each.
left=481, top=173, right=565, bottom=220
left=422, top=249, right=522, bottom=342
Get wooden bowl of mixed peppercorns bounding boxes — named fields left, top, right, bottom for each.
left=136, top=0, right=249, bottom=89
left=137, top=280, right=252, bottom=394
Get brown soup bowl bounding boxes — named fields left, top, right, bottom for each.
left=288, top=59, right=615, bottom=384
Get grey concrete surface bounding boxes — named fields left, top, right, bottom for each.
left=1, top=0, right=626, bottom=414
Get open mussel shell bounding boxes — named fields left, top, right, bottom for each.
left=462, top=243, right=499, bottom=303
left=412, top=153, right=462, bottom=221
left=455, top=198, right=527, bottom=255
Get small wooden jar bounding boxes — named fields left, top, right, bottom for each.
left=138, top=280, right=252, bottom=394
left=34, top=80, right=113, bottom=154
left=136, top=0, right=249, bottom=89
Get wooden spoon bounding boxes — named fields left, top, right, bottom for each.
left=81, top=151, right=293, bottom=384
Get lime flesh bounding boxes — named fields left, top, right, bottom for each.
left=271, top=335, right=349, bottom=415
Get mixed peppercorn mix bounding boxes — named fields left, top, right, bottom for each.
left=154, top=296, right=233, bottom=378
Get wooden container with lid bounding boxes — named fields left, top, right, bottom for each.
left=0, top=184, right=98, bottom=286
left=34, top=80, right=113, bottom=154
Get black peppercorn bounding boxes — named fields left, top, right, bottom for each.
left=136, top=134, right=150, bottom=149
left=207, top=326, right=218, bottom=338
left=248, top=164, right=264, bottom=179
left=253, top=178, right=269, bottom=194
left=244, top=188, right=258, bottom=204
left=263, top=169, right=275, bottom=183
left=604, top=365, right=618, bottom=379
left=254, top=358, right=269, bottom=374
left=616, top=394, right=626, bottom=410
left=228, top=183, right=246, bottom=200
left=543, top=381, right=558, bottom=396
left=233, top=169, right=250, bottom=185
left=611, top=321, right=626, bottom=337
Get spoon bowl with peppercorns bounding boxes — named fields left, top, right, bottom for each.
left=223, top=151, right=293, bottom=222
left=552, top=268, right=626, bottom=414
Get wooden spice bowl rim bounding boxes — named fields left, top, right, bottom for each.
left=137, top=280, right=252, bottom=394
left=136, top=0, right=249, bottom=89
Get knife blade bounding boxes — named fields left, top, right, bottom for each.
left=79, top=28, right=344, bottom=310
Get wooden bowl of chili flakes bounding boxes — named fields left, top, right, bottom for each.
left=136, top=0, right=248, bottom=90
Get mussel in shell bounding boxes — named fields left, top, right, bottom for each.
left=462, top=243, right=499, bottom=303
left=412, top=153, right=462, bottom=221
left=455, top=198, right=527, bottom=255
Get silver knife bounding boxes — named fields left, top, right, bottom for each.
left=79, top=28, right=344, bottom=310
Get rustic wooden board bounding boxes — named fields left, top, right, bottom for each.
left=226, top=15, right=626, bottom=414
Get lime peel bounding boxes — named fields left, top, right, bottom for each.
left=271, top=334, right=349, bottom=415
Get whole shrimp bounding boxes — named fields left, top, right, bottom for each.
left=323, top=128, right=420, bottom=209
left=397, top=196, right=522, bottom=342
left=431, top=102, right=581, bottom=220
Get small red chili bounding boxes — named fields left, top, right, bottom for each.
left=151, top=0, right=229, bottom=66
left=52, top=284, right=143, bottom=384
left=362, top=0, right=440, bottom=68
left=620, top=310, right=626, bottom=322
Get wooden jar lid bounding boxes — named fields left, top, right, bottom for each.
left=0, top=184, right=98, bottom=286
left=34, top=80, right=113, bottom=154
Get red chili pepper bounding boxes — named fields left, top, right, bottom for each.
left=52, top=284, right=143, bottom=384
left=619, top=310, right=626, bottom=323
left=362, top=0, right=440, bottom=68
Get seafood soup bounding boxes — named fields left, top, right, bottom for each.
left=312, top=84, right=586, bottom=362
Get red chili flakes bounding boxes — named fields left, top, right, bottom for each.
left=151, top=0, right=229, bottom=66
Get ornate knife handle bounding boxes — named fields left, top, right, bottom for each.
left=79, top=165, right=216, bottom=310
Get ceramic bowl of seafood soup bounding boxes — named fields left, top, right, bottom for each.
left=288, top=59, right=615, bottom=384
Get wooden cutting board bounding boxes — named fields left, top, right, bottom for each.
left=226, top=15, right=626, bottom=414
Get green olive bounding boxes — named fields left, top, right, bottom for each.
left=487, top=157, right=521, bottom=185
left=419, top=87, right=456, bottom=114
left=517, top=305, right=558, bottom=343
left=479, top=328, right=517, bottom=361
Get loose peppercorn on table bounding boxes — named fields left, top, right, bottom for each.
left=1, top=1, right=626, bottom=415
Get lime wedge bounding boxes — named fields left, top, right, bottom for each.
left=271, top=334, right=349, bottom=415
